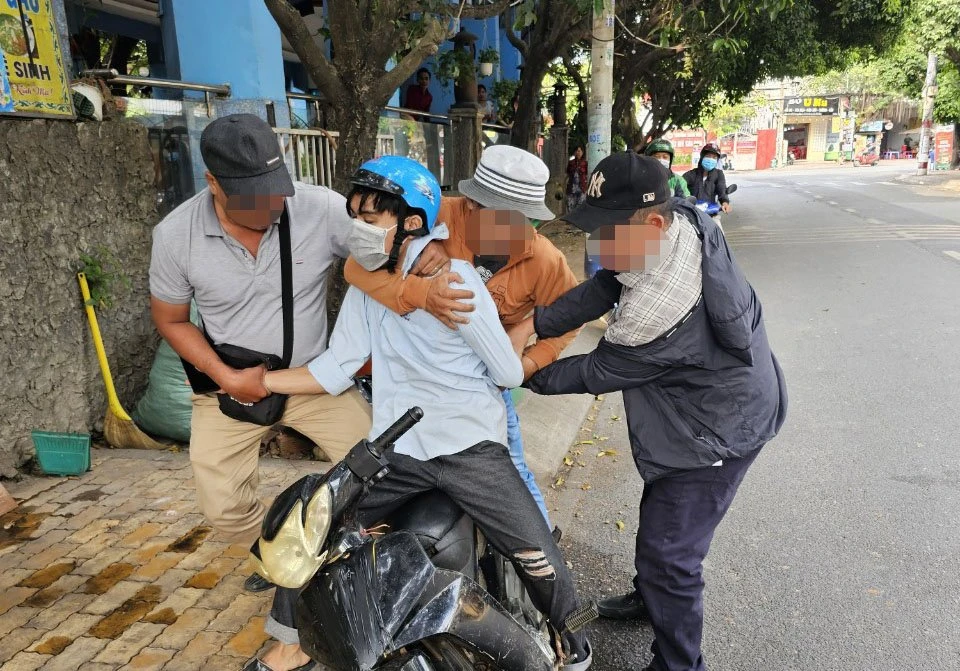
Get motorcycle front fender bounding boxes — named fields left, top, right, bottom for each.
left=393, top=569, right=555, bottom=671
left=296, top=531, right=437, bottom=671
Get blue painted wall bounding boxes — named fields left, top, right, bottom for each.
left=163, top=0, right=285, bottom=103
left=396, top=16, right=521, bottom=119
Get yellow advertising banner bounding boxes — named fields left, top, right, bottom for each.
left=0, top=0, right=73, bottom=118
left=831, top=116, right=844, bottom=134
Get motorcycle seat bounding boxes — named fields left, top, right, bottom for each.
left=384, top=490, right=475, bottom=574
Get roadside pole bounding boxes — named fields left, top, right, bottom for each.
left=917, top=50, right=938, bottom=176
left=587, top=0, right=614, bottom=172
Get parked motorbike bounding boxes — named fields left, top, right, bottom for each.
left=694, top=183, right=737, bottom=232
left=853, top=148, right=879, bottom=167
left=251, top=407, right=579, bottom=671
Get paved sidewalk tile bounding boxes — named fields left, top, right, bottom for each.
left=2, top=449, right=324, bottom=671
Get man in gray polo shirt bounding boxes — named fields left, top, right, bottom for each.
left=149, top=114, right=372, bottom=558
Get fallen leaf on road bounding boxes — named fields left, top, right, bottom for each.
left=554, top=476, right=565, bottom=487
left=563, top=457, right=574, bottom=466
left=610, top=415, right=621, bottom=421
left=597, top=449, right=618, bottom=458
left=615, top=520, right=625, bottom=531
left=586, top=415, right=596, bottom=422
left=580, top=483, right=592, bottom=491
left=596, top=395, right=605, bottom=401
left=578, top=440, right=595, bottom=445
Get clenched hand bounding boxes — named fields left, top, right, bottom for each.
left=424, top=271, right=475, bottom=329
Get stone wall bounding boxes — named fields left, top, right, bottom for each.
left=0, top=118, right=159, bottom=476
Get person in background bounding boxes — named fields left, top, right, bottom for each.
left=478, top=83, right=496, bottom=123
left=682, top=143, right=731, bottom=214
left=569, top=145, right=602, bottom=280
left=403, top=68, right=433, bottom=121
left=567, top=145, right=589, bottom=212
left=642, top=139, right=690, bottom=198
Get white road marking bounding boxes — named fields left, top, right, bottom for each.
left=944, top=251, right=960, bottom=262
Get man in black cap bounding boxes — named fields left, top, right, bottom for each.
left=507, top=152, right=788, bottom=671
left=150, top=113, right=371, bottom=671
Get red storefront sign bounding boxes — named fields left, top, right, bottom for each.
left=934, top=124, right=955, bottom=170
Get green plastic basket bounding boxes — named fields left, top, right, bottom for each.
left=31, top=431, right=91, bottom=476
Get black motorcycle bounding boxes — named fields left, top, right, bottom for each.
left=251, top=408, right=583, bottom=671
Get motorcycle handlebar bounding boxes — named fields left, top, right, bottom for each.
left=369, top=407, right=424, bottom=456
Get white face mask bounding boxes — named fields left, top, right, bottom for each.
left=657, top=158, right=671, bottom=170
left=348, top=219, right=396, bottom=271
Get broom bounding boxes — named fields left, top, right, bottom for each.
left=77, top=272, right=169, bottom=450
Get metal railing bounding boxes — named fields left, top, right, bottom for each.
left=274, top=128, right=340, bottom=189
left=273, top=126, right=399, bottom=188
left=81, top=70, right=231, bottom=116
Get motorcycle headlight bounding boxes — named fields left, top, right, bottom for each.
left=251, top=482, right=333, bottom=588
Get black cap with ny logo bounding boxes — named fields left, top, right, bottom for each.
left=563, top=151, right=672, bottom=233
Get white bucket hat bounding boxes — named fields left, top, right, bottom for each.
left=458, top=145, right=556, bottom=220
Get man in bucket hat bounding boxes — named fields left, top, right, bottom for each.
left=150, top=113, right=371, bottom=671
left=344, top=145, right=580, bottom=526
left=507, top=152, right=787, bottom=671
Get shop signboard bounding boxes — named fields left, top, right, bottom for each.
left=859, top=120, right=885, bottom=133
left=0, top=47, right=14, bottom=112
left=934, top=123, right=955, bottom=170
left=664, top=128, right=706, bottom=170
left=784, top=96, right=839, bottom=115
left=0, top=0, right=74, bottom=118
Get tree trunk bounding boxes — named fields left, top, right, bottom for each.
left=327, top=96, right=382, bottom=194
left=510, top=54, right=551, bottom=151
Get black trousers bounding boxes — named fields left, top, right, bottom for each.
left=271, top=441, right=588, bottom=658
left=635, top=447, right=762, bottom=671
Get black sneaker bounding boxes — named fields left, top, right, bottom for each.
left=596, top=591, right=648, bottom=620
left=244, top=572, right=275, bottom=593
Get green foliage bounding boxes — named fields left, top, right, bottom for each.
left=492, top=79, right=520, bottom=124
left=79, top=247, right=130, bottom=310
left=478, top=47, right=500, bottom=65
left=434, top=48, right=476, bottom=86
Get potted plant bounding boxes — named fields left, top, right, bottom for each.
left=434, top=48, right=475, bottom=88
left=478, top=47, right=499, bottom=77
left=435, top=46, right=479, bottom=107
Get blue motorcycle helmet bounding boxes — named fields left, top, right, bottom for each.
left=350, top=156, right=441, bottom=232
left=348, top=156, right=441, bottom=273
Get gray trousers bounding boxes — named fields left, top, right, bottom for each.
left=266, top=441, right=588, bottom=659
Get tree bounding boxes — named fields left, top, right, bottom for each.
left=880, top=0, right=960, bottom=122
left=610, top=0, right=909, bottom=143
left=503, top=0, right=594, bottom=150
left=263, top=0, right=511, bottom=189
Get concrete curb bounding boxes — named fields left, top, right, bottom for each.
left=514, top=323, right=605, bottom=487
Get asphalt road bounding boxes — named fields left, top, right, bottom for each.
left=546, top=163, right=960, bottom=671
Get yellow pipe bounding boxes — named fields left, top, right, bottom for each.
left=77, top=272, right=131, bottom=421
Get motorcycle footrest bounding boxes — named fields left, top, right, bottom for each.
left=564, top=601, right=599, bottom=633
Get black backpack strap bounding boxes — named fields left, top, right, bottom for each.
left=278, top=207, right=294, bottom=368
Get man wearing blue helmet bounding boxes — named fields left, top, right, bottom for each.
left=248, top=156, right=593, bottom=671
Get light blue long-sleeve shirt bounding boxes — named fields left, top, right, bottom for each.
left=307, top=259, right=524, bottom=461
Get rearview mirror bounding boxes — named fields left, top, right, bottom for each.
left=726, top=184, right=738, bottom=195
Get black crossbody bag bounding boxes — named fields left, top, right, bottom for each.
left=181, top=208, right=294, bottom=426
